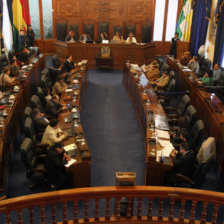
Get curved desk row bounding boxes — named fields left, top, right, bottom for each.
left=123, top=65, right=172, bottom=186
left=0, top=56, right=46, bottom=195
left=54, top=41, right=156, bottom=69
left=166, top=56, right=224, bottom=169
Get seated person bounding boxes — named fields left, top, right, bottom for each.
left=187, top=56, right=199, bottom=74
left=43, top=87, right=52, bottom=101
left=62, top=55, right=75, bottom=73
left=32, top=108, right=49, bottom=133
left=125, top=32, right=137, bottom=44
left=44, top=142, right=72, bottom=190
left=65, top=30, right=78, bottom=42
left=172, top=128, right=193, bottom=151
left=150, top=71, right=169, bottom=91
left=198, top=71, right=211, bottom=86
left=45, top=95, right=66, bottom=117
left=48, top=64, right=63, bottom=84
left=166, top=142, right=195, bottom=186
left=0, top=66, right=16, bottom=86
left=180, top=51, right=192, bottom=66
left=41, top=118, right=68, bottom=148
left=112, top=32, right=124, bottom=42
left=10, top=59, right=20, bottom=76
left=52, top=75, right=67, bottom=96
left=19, top=47, right=30, bottom=64
left=79, top=33, right=91, bottom=43
left=143, top=59, right=160, bottom=81
left=212, top=63, right=222, bottom=86
left=99, top=32, right=108, bottom=42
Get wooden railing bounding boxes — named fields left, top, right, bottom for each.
left=0, top=186, right=224, bottom=223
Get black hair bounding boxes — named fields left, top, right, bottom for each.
left=180, top=142, right=190, bottom=151
left=50, top=118, right=58, bottom=127
left=180, top=128, right=190, bottom=140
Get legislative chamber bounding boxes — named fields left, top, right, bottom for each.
left=0, top=0, right=224, bottom=223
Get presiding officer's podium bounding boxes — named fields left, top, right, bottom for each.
left=116, top=172, right=136, bottom=216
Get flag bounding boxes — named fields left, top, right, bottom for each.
left=176, top=0, right=193, bottom=41
left=12, top=0, right=30, bottom=51
left=2, top=0, right=13, bottom=54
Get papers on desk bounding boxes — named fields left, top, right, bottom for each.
left=65, top=158, right=77, bottom=167
left=65, top=89, right=73, bottom=92
left=141, top=64, right=147, bottom=73
left=64, top=143, right=77, bottom=151
left=155, top=129, right=170, bottom=140
left=130, top=64, right=142, bottom=72
left=158, top=140, right=174, bottom=157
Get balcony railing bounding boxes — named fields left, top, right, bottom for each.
left=0, top=186, right=224, bottom=223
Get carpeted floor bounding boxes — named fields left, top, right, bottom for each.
left=80, top=69, right=145, bottom=186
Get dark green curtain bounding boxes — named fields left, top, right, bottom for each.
left=213, top=0, right=224, bottom=65
left=190, top=0, right=212, bottom=56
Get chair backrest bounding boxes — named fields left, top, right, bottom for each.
left=125, top=25, right=136, bottom=39
left=83, top=24, right=94, bottom=40
left=199, top=58, right=212, bottom=75
left=184, top=105, right=197, bottom=127
left=52, top=55, right=60, bottom=68
left=98, top=22, right=109, bottom=37
left=56, top=23, right=67, bottom=41
left=190, top=119, right=205, bottom=150
left=197, top=137, right=216, bottom=165
left=169, top=71, right=176, bottom=80
left=30, top=95, right=44, bottom=112
left=37, top=87, right=46, bottom=107
left=176, top=95, right=191, bottom=115
left=20, top=137, right=33, bottom=169
left=24, top=117, right=36, bottom=141
left=113, top=26, right=122, bottom=35
left=68, top=24, right=78, bottom=38
left=24, top=106, right=33, bottom=119
left=166, top=79, right=176, bottom=93
left=160, top=63, right=170, bottom=73
left=142, top=25, right=152, bottom=43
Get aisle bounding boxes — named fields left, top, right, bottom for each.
left=80, top=69, right=145, bottom=186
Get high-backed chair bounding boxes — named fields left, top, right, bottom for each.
left=198, top=58, right=212, bottom=76
left=8, top=49, right=15, bottom=62
left=160, top=63, right=170, bottom=73
left=98, top=22, right=109, bottom=38
left=0, top=54, right=8, bottom=72
left=113, top=26, right=122, bottom=35
left=24, top=106, right=33, bottom=120
left=190, top=120, right=205, bottom=151
left=56, top=23, right=67, bottom=41
left=52, top=55, right=60, bottom=69
left=169, top=71, right=176, bottom=80
left=125, top=25, right=136, bottom=39
left=83, top=24, right=94, bottom=40
left=165, top=94, right=191, bottom=117
left=142, top=25, right=152, bottom=43
left=37, top=87, right=47, bottom=107
left=20, top=137, right=47, bottom=189
left=30, top=95, right=44, bottom=113
left=68, top=24, right=78, bottom=37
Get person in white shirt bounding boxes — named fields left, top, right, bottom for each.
left=41, top=118, right=68, bottom=149
left=125, top=32, right=137, bottom=44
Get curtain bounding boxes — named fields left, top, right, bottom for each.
left=190, top=0, right=212, bottom=56
left=213, top=0, right=224, bottom=64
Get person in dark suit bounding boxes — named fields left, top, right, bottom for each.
left=19, top=47, right=30, bottom=63
left=169, top=32, right=179, bottom=59
left=32, top=108, right=49, bottom=133
left=165, top=142, right=195, bottom=186
left=62, top=55, right=75, bottom=73
left=18, top=30, right=29, bottom=51
left=27, top=25, right=35, bottom=47
left=44, top=142, right=72, bottom=190
left=65, top=30, right=78, bottom=42
left=45, top=95, right=66, bottom=117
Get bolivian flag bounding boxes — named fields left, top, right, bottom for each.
left=176, top=0, right=193, bottom=42
left=12, top=0, right=30, bottom=51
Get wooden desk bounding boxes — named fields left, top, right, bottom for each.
left=96, top=57, right=113, bottom=70
left=123, top=65, right=172, bottom=186
left=54, top=41, right=156, bottom=69
left=166, top=56, right=224, bottom=168
left=0, top=56, right=46, bottom=195
left=57, top=64, right=91, bottom=188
